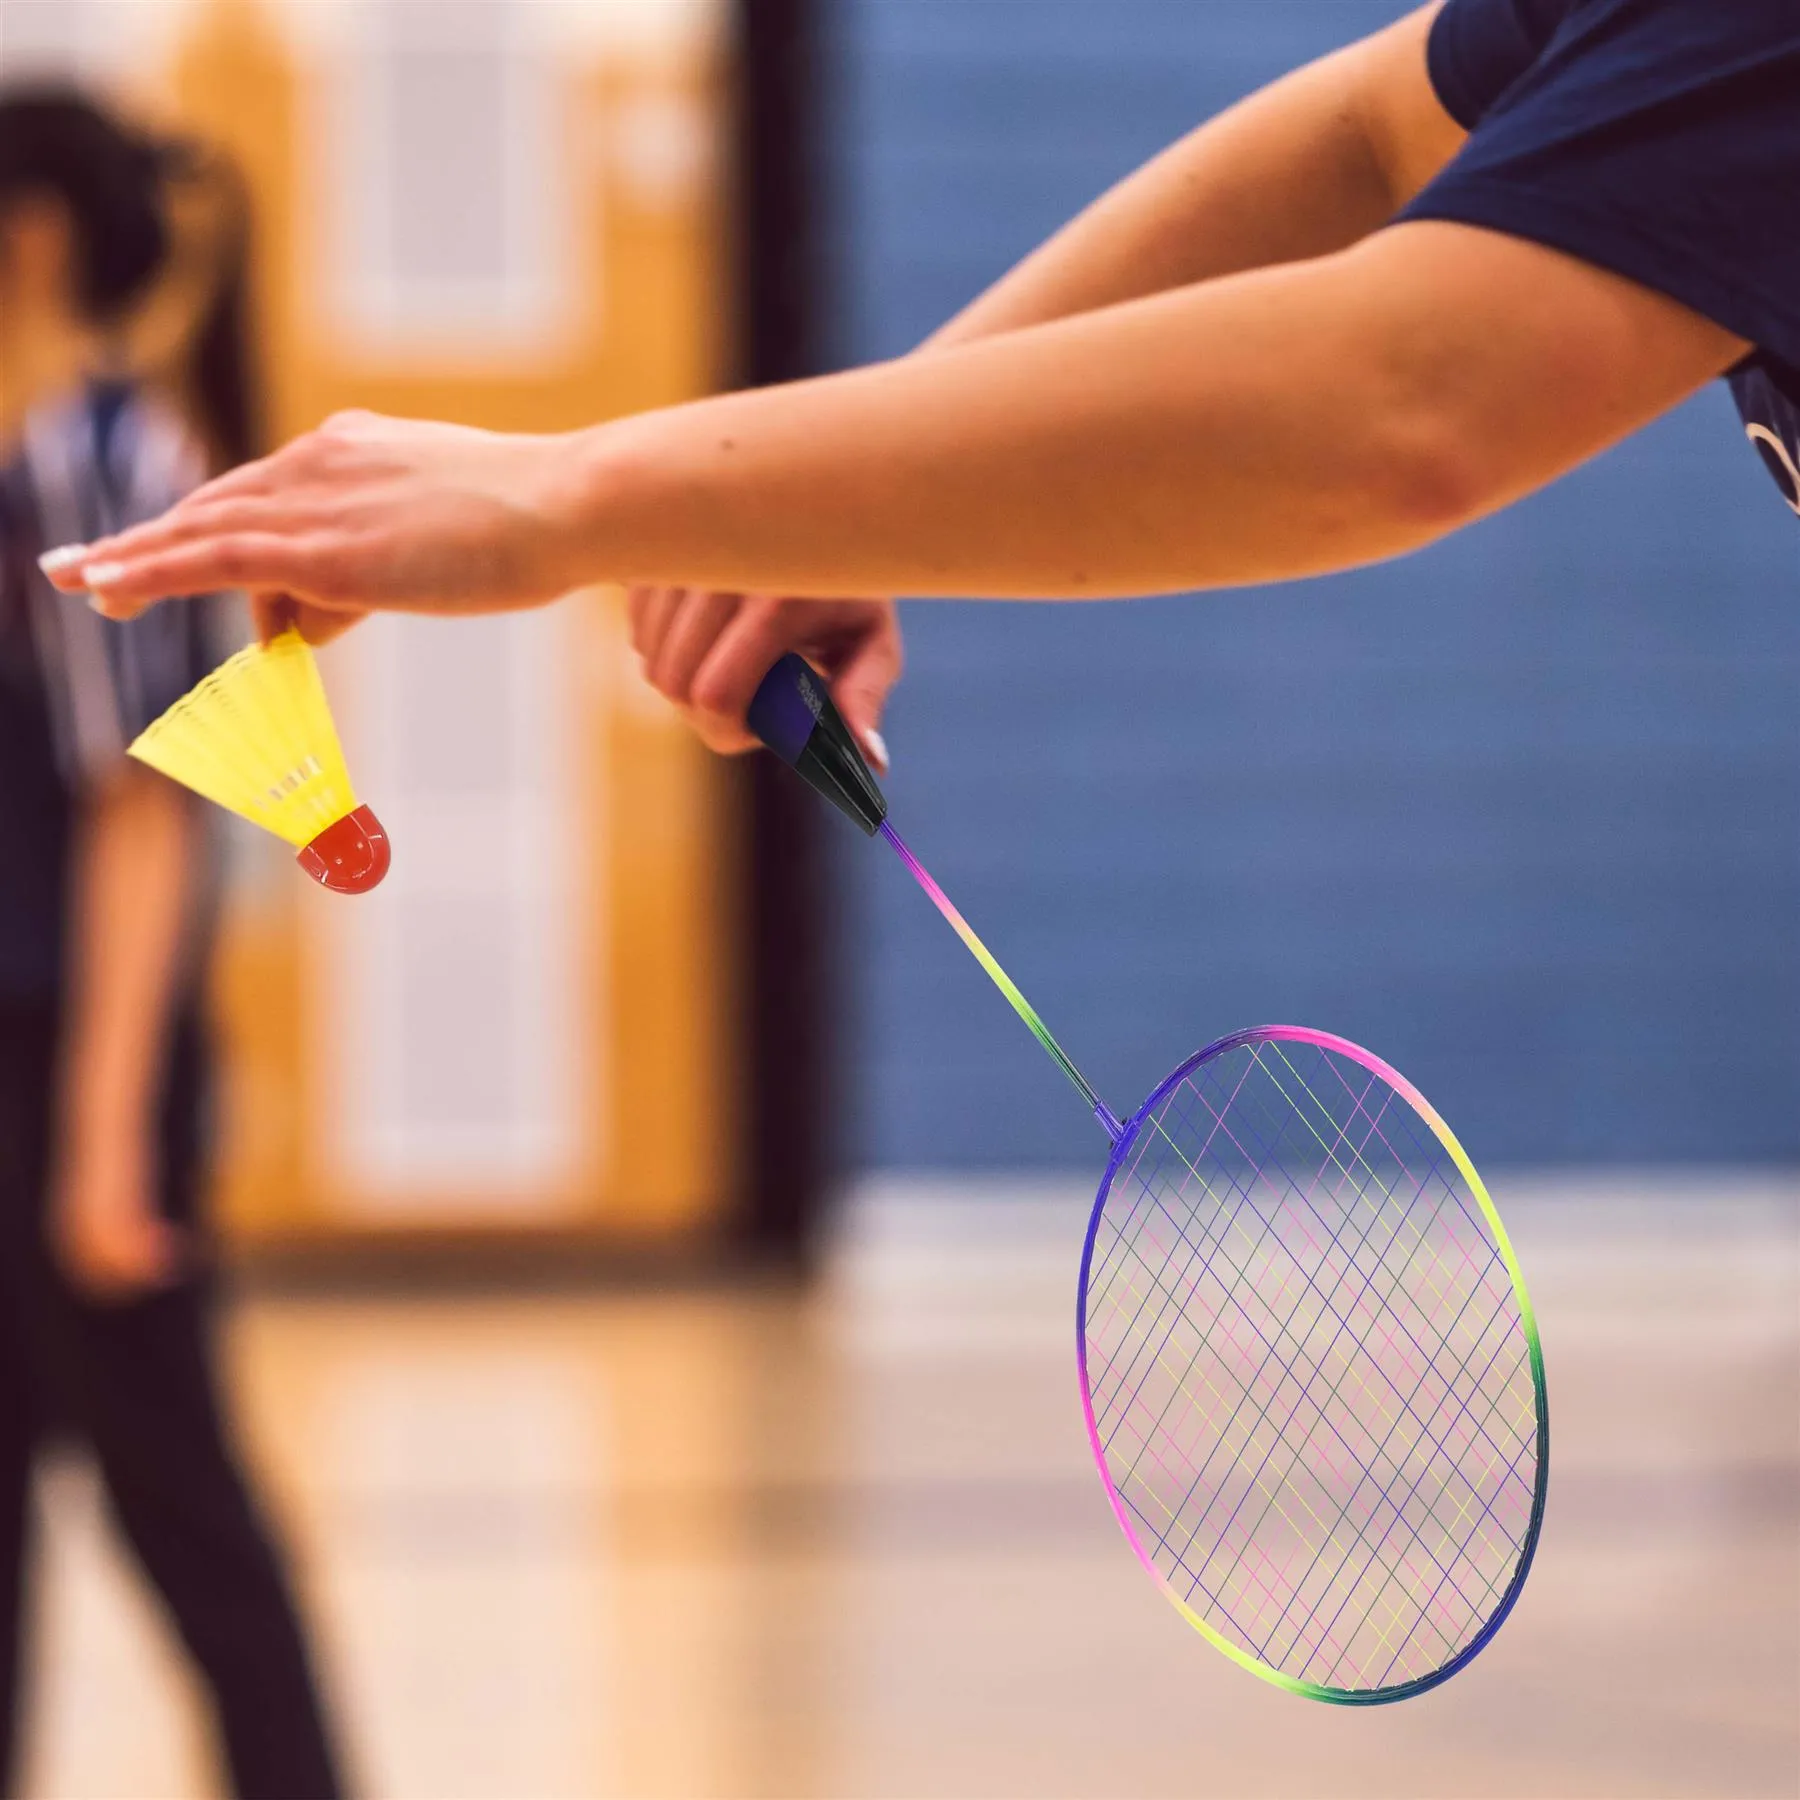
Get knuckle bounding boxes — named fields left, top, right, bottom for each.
left=211, top=538, right=255, bottom=583
left=690, top=666, right=740, bottom=718
left=656, top=658, right=695, bottom=705
left=279, top=433, right=324, bottom=469
left=193, top=499, right=253, bottom=539
left=301, top=539, right=351, bottom=598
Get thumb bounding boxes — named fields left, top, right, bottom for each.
left=252, top=593, right=366, bottom=648
left=251, top=592, right=295, bottom=645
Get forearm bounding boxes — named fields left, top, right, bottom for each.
left=565, top=226, right=1732, bottom=604
left=925, top=5, right=1455, bottom=352
left=59, top=768, right=199, bottom=1144
left=575, top=288, right=1396, bottom=600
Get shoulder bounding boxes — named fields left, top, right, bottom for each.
left=1426, top=0, right=1577, bottom=129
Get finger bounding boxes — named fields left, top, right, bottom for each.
left=626, top=584, right=659, bottom=652
left=689, top=598, right=799, bottom=746
left=178, top=456, right=281, bottom=506
left=36, top=434, right=293, bottom=576
left=37, top=543, right=97, bottom=590
left=826, top=621, right=902, bottom=774
left=38, top=493, right=242, bottom=590
left=632, top=585, right=685, bottom=665
left=40, top=524, right=176, bottom=592
left=40, top=516, right=203, bottom=591
left=677, top=703, right=761, bottom=757
left=86, top=535, right=334, bottom=618
left=251, top=592, right=365, bottom=646
left=137, top=454, right=284, bottom=518
left=649, top=591, right=742, bottom=707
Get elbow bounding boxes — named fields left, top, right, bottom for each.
left=1352, top=405, right=1494, bottom=550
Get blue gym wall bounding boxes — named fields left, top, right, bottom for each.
left=817, top=0, right=1800, bottom=1170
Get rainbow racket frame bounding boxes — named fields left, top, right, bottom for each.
left=748, top=654, right=1549, bottom=1703
left=1076, top=1026, right=1549, bottom=1705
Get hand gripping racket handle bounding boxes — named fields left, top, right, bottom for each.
left=747, top=653, right=889, bottom=836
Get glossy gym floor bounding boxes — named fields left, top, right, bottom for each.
left=19, top=1177, right=1799, bottom=1800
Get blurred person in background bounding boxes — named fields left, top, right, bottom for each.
left=0, top=89, right=343, bottom=1799
left=45, top=0, right=1799, bottom=765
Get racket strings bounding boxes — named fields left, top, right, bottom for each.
left=1097, top=1147, right=1483, bottom=1673
left=1084, top=1039, right=1540, bottom=1695
left=1115, top=1085, right=1530, bottom=1687
left=1100, top=1085, right=1520, bottom=1523
left=1107, top=1099, right=1532, bottom=1687
left=1096, top=1174, right=1519, bottom=1689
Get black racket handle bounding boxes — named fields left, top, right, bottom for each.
left=747, top=653, right=888, bottom=836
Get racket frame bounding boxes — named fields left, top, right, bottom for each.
left=1075, top=1024, right=1549, bottom=1705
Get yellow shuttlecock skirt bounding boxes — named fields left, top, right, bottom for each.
left=129, top=629, right=390, bottom=894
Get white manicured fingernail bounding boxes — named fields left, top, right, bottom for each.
left=37, top=545, right=88, bottom=575
left=82, top=562, right=127, bottom=589
left=862, top=728, right=889, bottom=774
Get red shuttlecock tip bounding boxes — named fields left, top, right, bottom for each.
left=297, top=805, right=391, bottom=895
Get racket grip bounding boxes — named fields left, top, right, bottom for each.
left=747, top=653, right=888, bottom=836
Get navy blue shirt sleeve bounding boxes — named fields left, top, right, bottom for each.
left=1401, top=0, right=1800, bottom=373
left=1425, top=0, right=1565, bottom=130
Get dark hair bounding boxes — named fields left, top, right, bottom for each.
left=169, top=144, right=262, bottom=470
left=0, top=89, right=263, bottom=469
left=0, top=85, right=169, bottom=322
left=187, top=213, right=261, bottom=471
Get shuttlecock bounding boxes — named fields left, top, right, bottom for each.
left=129, top=628, right=391, bottom=895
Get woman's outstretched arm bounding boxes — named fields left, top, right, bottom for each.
left=39, top=8, right=1457, bottom=633
left=48, top=221, right=1739, bottom=614
left=41, top=0, right=1738, bottom=757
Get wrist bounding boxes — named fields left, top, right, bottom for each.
left=548, top=403, right=735, bottom=594
left=535, top=422, right=637, bottom=592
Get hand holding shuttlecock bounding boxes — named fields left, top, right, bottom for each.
left=129, top=629, right=390, bottom=894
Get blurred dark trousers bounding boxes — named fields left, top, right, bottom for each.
left=0, top=999, right=343, bottom=1800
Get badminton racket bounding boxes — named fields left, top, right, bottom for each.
left=749, top=652, right=1548, bottom=1705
